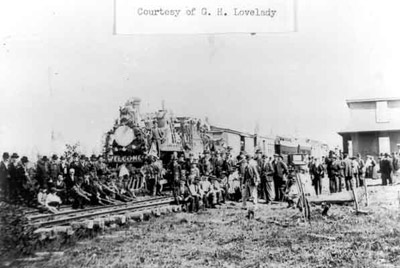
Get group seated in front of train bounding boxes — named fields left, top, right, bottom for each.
left=0, top=152, right=163, bottom=213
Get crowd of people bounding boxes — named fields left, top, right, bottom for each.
left=0, top=148, right=399, bottom=214
left=0, top=152, right=146, bottom=212
left=323, top=151, right=400, bottom=195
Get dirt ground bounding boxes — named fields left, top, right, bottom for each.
left=9, top=178, right=400, bottom=268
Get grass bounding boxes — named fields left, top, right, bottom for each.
left=7, top=179, right=400, bottom=268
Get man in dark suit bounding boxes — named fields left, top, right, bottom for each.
left=272, top=154, right=288, bottom=201
left=150, top=121, right=165, bottom=156
left=260, top=155, right=274, bottom=203
left=0, top=152, right=10, bottom=201
left=16, top=156, right=31, bottom=205
left=342, top=153, right=353, bottom=191
left=64, top=167, right=79, bottom=204
left=356, top=153, right=365, bottom=187
left=213, top=151, right=224, bottom=179
left=59, top=156, right=69, bottom=177
left=185, top=152, right=196, bottom=173
left=36, top=156, right=50, bottom=188
left=310, top=157, right=324, bottom=196
left=8, top=153, right=19, bottom=202
left=242, top=155, right=260, bottom=208
left=49, top=154, right=60, bottom=182
left=254, top=149, right=263, bottom=177
left=380, top=153, right=393, bottom=185
left=69, top=153, right=82, bottom=177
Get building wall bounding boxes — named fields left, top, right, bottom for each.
left=351, top=131, right=400, bottom=158
left=346, top=100, right=400, bottom=131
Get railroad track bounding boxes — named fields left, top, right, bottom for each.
left=29, top=196, right=175, bottom=228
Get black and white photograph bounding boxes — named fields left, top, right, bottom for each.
left=1, top=0, right=400, bottom=267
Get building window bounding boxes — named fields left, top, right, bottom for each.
left=376, top=101, right=390, bottom=123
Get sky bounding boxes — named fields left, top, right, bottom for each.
left=1, top=0, right=400, bottom=158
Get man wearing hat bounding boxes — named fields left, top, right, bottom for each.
left=260, top=155, right=274, bottom=204
left=332, top=154, right=344, bottom=192
left=254, top=149, right=263, bottom=169
left=242, top=155, right=260, bottom=208
left=188, top=176, right=204, bottom=212
left=16, top=156, right=33, bottom=205
left=380, top=153, right=393, bottom=186
left=0, top=152, right=10, bottom=201
left=8, top=153, right=20, bottom=202
left=237, top=154, right=247, bottom=185
left=50, top=154, right=60, bottom=181
left=149, top=120, right=165, bottom=157
left=176, top=179, right=193, bottom=212
left=356, top=153, right=365, bottom=187
left=223, top=152, right=236, bottom=174
left=59, top=155, right=69, bottom=177
left=272, top=154, right=288, bottom=202
left=342, top=153, right=354, bottom=191
left=36, top=155, right=50, bottom=188
left=207, top=175, right=221, bottom=208
left=199, top=175, right=212, bottom=207
left=199, top=150, right=213, bottom=176
left=88, top=154, right=99, bottom=175
left=326, top=151, right=337, bottom=193
left=140, top=157, right=160, bottom=196
left=170, top=157, right=182, bottom=202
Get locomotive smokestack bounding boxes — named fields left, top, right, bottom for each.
left=132, top=98, right=141, bottom=114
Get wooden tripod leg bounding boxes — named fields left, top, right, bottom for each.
left=351, top=183, right=359, bottom=212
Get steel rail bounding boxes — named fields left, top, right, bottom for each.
left=31, top=197, right=174, bottom=227
left=28, top=196, right=170, bottom=221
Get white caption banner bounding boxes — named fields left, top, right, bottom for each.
left=115, top=0, right=296, bottom=34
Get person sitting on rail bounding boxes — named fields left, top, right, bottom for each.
left=97, top=175, right=121, bottom=204
left=81, top=174, right=107, bottom=205
left=37, top=187, right=48, bottom=213
left=115, top=176, right=135, bottom=201
left=65, top=168, right=78, bottom=200
left=45, top=187, right=62, bottom=213
left=71, top=177, right=92, bottom=209
left=95, top=175, right=120, bottom=205
left=120, top=174, right=137, bottom=199
left=176, top=179, right=193, bottom=212
left=188, top=177, right=204, bottom=212
left=54, top=173, right=67, bottom=203
left=105, top=173, right=132, bottom=202
left=90, top=176, right=107, bottom=204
